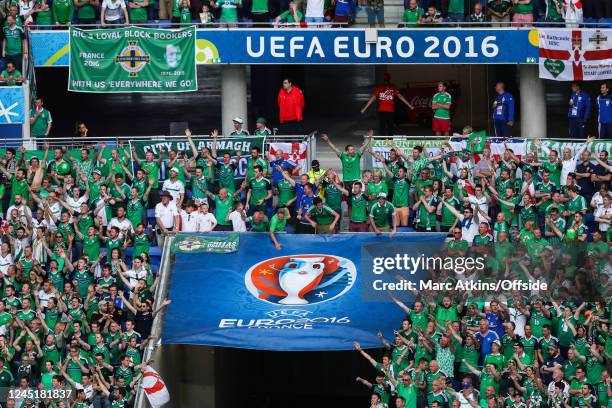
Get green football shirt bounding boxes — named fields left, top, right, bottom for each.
left=339, top=151, right=362, bottom=182
left=248, top=177, right=271, bottom=206
left=306, top=205, right=336, bottom=226
left=2, top=25, right=23, bottom=55
left=370, top=201, right=395, bottom=228
left=350, top=193, right=368, bottom=222
left=432, top=92, right=452, bottom=120
left=30, top=108, right=52, bottom=137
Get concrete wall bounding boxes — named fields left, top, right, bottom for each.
left=157, top=345, right=216, bottom=408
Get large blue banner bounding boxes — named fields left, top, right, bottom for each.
left=31, top=28, right=540, bottom=67
left=162, top=232, right=446, bottom=351
left=0, top=86, right=25, bottom=139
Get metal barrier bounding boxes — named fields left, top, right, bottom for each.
left=360, top=135, right=607, bottom=170
left=24, top=20, right=608, bottom=29
left=134, top=235, right=175, bottom=408
left=3, top=133, right=316, bottom=173
left=23, top=27, right=36, bottom=99
left=28, top=21, right=347, bottom=29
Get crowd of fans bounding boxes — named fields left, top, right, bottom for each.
left=0, top=123, right=603, bottom=408
left=0, top=0, right=609, bottom=30
left=0, top=139, right=173, bottom=404
left=320, top=135, right=609, bottom=406
left=62, top=103, right=607, bottom=407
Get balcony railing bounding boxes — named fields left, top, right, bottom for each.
left=24, top=19, right=611, bottom=30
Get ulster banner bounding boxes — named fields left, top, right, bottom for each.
left=538, top=29, right=612, bottom=81
left=69, top=26, right=196, bottom=93
left=269, top=142, right=307, bottom=176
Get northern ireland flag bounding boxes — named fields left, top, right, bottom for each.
left=269, top=142, right=307, bottom=176
left=538, top=29, right=612, bottom=81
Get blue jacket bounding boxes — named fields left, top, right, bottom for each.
left=568, top=90, right=590, bottom=122
left=597, top=93, right=612, bottom=124
left=492, top=92, right=514, bottom=122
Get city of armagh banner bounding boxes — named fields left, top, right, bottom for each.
left=538, top=29, right=612, bottom=81
left=162, top=232, right=447, bottom=351
left=129, top=136, right=265, bottom=178
left=68, top=26, right=196, bottom=93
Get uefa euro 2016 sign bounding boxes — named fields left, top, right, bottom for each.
left=163, top=232, right=446, bottom=351
left=32, top=29, right=540, bottom=67
left=68, top=26, right=197, bottom=93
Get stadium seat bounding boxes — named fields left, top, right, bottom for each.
left=397, top=226, right=414, bottom=232
left=153, top=19, right=172, bottom=28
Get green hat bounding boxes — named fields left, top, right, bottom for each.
left=92, top=169, right=102, bottom=176
left=256, top=117, right=266, bottom=125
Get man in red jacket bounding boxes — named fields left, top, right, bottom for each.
left=278, top=78, right=305, bottom=135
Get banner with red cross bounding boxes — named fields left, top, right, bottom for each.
left=538, top=29, right=612, bottom=81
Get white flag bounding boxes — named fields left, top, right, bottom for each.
left=142, top=366, right=170, bottom=408
left=538, top=29, right=612, bottom=81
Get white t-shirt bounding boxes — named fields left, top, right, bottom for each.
left=125, top=268, right=147, bottom=288
left=547, top=380, right=569, bottom=402
left=595, top=206, right=612, bottom=232
left=228, top=211, right=247, bottom=232
left=162, top=179, right=185, bottom=204
left=591, top=192, right=612, bottom=211
left=37, top=289, right=53, bottom=308
left=18, top=0, right=34, bottom=23
left=197, top=213, right=217, bottom=232
left=454, top=391, right=480, bottom=408
left=180, top=210, right=199, bottom=232
left=109, top=217, right=134, bottom=238
left=102, top=0, right=126, bottom=21
left=459, top=215, right=478, bottom=244
left=49, top=202, right=62, bottom=221
left=95, top=199, right=109, bottom=227
left=6, top=204, right=32, bottom=225
left=305, top=0, right=324, bottom=17
left=66, top=195, right=89, bottom=214
left=155, top=202, right=178, bottom=229
left=74, top=382, right=95, bottom=403
left=0, top=253, right=13, bottom=274
left=521, top=181, right=536, bottom=197
left=468, top=195, right=488, bottom=216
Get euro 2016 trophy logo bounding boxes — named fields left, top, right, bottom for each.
left=245, top=255, right=356, bottom=305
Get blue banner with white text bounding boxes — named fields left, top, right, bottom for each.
left=162, top=232, right=446, bottom=351
left=32, top=29, right=540, bottom=67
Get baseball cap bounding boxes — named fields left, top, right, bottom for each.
left=378, top=192, right=387, bottom=199
left=92, top=169, right=102, bottom=176
left=256, top=117, right=266, bottom=125
left=492, top=340, right=501, bottom=347
left=169, top=167, right=179, bottom=174
left=232, top=117, right=244, bottom=124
